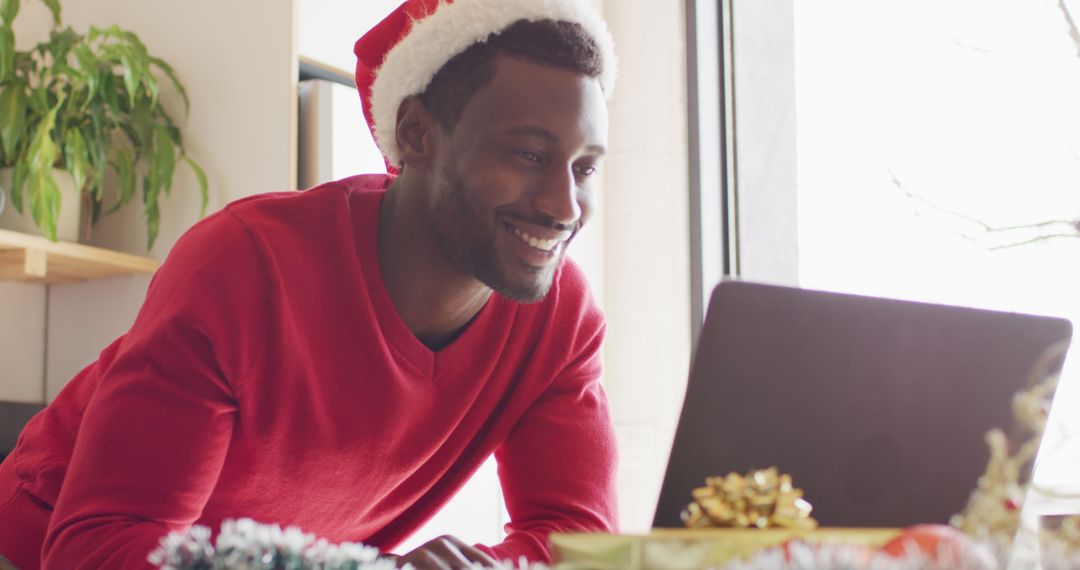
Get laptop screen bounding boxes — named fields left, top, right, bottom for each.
left=653, top=280, right=1072, bottom=529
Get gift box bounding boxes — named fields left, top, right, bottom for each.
left=549, top=527, right=900, bottom=569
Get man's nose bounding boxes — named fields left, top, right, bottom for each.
left=532, top=164, right=581, bottom=226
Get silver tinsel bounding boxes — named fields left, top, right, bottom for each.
left=147, top=518, right=401, bottom=570
left=147, top=518, right=552, bottom=570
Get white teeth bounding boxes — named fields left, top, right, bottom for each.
left=510, top=226, right=561, bottom=252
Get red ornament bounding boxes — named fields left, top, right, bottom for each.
left=880, top=524, right=995, bottom=567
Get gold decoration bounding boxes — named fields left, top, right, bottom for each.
left=951, top=340, right=1080, bottom=553
left=681, top=467, right=818, bottom=531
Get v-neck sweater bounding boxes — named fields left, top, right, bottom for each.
left=1, top=174, right=617, bottom=569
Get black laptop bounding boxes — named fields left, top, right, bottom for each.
left=653, top=280, right=1073, bottom=529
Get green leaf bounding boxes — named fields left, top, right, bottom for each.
left=28, top=168, right=60, bottom=240
left=107, top=147, right=134, bottom=214
left=122, top=30, right=145, bottom=50
left=27, top=86, right=48, bottom=115
left=116, top=123, right=139, bottom=148
left=9, top=160, right=27, bottom=213
left=130, top=95, right=152, bottom=146
left=73, top=42, right=97, bottom=72
left=0, top=26, right=14, bottom=82
left=50, top=59, right=80, bottom=82
left=166, top=125, right=182, bottom=145
left=25, top=98, right=62, bottom=238
left=62, top=127, right=88, bottom=191
left=40, top=0, right=59, bottom=26
left=0, top=0, right=18, bottom=26
left=145, top=71, right=159, bottom=109
left=12, top=49, right=31, bottom=75
left=149, top=56, right=187, bottom=116
left=99, top=43, right=125, bottom=64
left=183, top=155, right=208, bottom=218
left=47, top=27, right=79, bottom=62
left=121, top=31, right=157, bottom=107
left=101, top=73, right=122, bottom=116
left=153, top=125, right=174, bottom=193
left=143, top=177, right=159, bottom=250
left=0, top=83, right=26, bottom=159
left=119, top=52, right=137, bottom=109
left=73, top=44, right=98, bottom=109
left=122, top=30, right=148, bottom=69
left=28, top=99, right=60, bottom=171
left=61, top=83, right=84, bottom=115
left=87, top=115, right=106, bottom=200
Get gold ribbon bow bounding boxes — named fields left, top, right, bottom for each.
left=681, top=467, right=818, bottom=530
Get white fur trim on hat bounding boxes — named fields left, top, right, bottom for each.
left=370, top=0, right=617, bottom=167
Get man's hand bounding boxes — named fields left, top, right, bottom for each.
left=390, top=535, right=499, bottom=569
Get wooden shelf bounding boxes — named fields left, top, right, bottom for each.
left=0, top=229, right=160, bottom=284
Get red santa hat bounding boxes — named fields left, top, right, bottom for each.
left=354, top=0, right=617, bottom=173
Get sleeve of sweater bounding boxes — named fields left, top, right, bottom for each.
left=42, top=210, right=267, bottom=569
left=486, top=288, right=619, bottom=563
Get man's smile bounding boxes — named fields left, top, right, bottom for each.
left=501, top=220, right=573, bottom=253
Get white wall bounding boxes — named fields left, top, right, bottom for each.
left=601, top=0, right=692, bottom=532
left=0, top=0, right=297, bottom=400
left=298, top=0, right=400, bottom=75
left=0, top=283, right=45, bottom=403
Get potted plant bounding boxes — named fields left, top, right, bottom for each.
left=0, top=0, right=206, bottom=249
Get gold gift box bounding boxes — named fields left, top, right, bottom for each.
left=550, top=528, right=901, bottom=570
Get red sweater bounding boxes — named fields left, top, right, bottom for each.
left=4, top=175, right=617, bottom=568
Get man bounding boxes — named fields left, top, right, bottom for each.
left=0, top=0, right=619, bottom=568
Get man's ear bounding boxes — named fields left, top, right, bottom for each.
left=395, top=96, right=438, bottom=171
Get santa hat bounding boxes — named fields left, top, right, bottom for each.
left=354, top=0, right=617, bottom=173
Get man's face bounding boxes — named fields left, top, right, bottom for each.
left=426, top=54, right=608, bottom=303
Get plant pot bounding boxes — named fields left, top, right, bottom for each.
left=0, top=167, right=85, bottom=242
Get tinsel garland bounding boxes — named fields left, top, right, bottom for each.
left=147, top=518, right=549, bottom=570
left=147, top=518, right=398, bottom=570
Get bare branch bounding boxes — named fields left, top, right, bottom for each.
left=988, top=233, right=1079, bottom=250
left=1058, top=0, right=1080, bottom=59
left=990, top=219, right=1080, bottom=232
left=887, top=170, right=1076, bottom=232
left=886, top=169, right=1080, bottom=250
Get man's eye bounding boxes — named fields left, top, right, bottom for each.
left=574, top=164, right=598, bottom=177
left=515, top=150, right=544, bottom=163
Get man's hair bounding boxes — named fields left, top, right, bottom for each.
left=417, top=19, right=604, bottom=129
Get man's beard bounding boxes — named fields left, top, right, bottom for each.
left=431, top=168, right=562, bottom=303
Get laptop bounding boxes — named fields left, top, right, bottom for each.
left=652, top=280, right=1073, bottom=529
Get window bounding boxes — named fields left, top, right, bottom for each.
left=794, top=0, right=1080, bottom=495
left=699, top=0, right=1080, bottom=507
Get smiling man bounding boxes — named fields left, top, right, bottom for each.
left=0, top=1, right=619, bottom=569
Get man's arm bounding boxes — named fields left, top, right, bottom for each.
left=485, top=324, right=619, bottom=563
left=42, top=211, right=266, bottom=568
